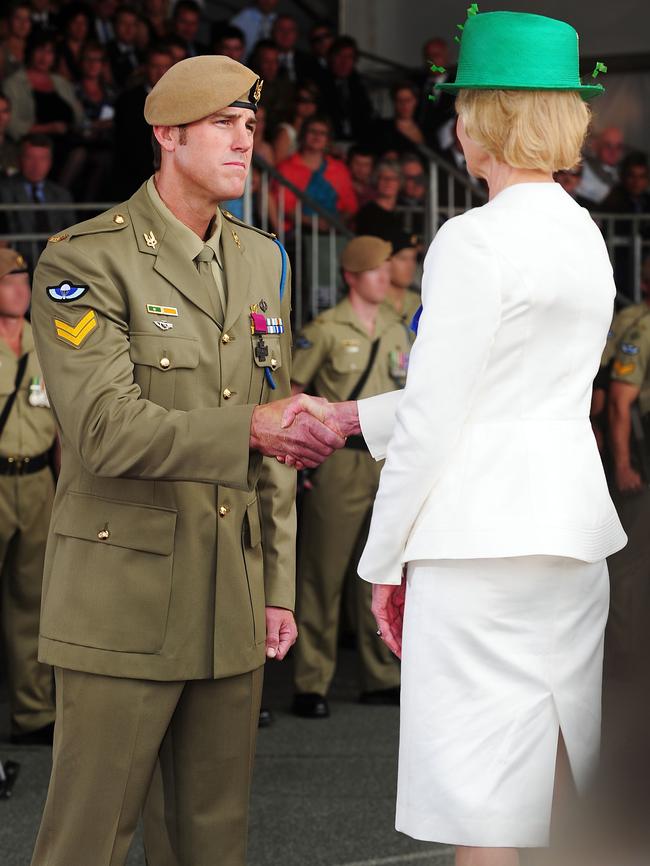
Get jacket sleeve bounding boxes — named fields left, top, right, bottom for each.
left=357, top=213, right=501, bottom=584
left=31, top=237, right=261, bottom=489
left=256, top=257, right=297, bottom=609
left=358, top=389, right=403, bottom=460
left=4, top=73, right=34, bottom=140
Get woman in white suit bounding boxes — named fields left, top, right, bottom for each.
left=282, top=9, right=628, bottom=866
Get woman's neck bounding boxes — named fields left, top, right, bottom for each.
left=484, top=162, right=554, bottom=200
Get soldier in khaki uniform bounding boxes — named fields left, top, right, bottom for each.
left=384, top=228, right=421, bottom=327
left=291, top=236, right=411, bottom=719
left=28, top=56, right=343, bottom=866
left=0, top=248, right=56, bottom=744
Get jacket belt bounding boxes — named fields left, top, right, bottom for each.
left=0, top=450, right=51, bottom=476
left=344, top=434, right=369, bottom=452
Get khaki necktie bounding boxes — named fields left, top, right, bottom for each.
left=194, top=245, right=225, bottom=325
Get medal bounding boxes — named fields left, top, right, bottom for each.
left=28, top=377, right=50, bottom=408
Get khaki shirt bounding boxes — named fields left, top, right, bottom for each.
left=0, top=320, right=56, bottom=458
left=601, top=303, right=650, bottom=367
left=386, top=288, right=421, bottom=329
left=292, top=298, right=411, bottom=402
left=30, top=181, right=296, bottom=681
left=611, top=309, right=650, bottom=414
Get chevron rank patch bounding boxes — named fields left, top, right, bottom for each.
left=54, top=310, right=98, bottom=348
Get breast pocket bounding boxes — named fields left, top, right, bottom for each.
left=331, top=345, right=366, bottom=377
left=41, top=492, right=177, bottom=653
left=251, top=334, right=283, bottom=370
left=129, top=333, right=199, bottom=407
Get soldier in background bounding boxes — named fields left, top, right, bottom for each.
left=383, top=227, right=420, bottom=327
left=291, top=236, right=410, bottom=719
left=0, top=248, right=56, bottom=745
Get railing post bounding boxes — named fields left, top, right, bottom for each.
left=429, top=160, right=440, bottom=237
left=295, top=199, right=303, bottom=331
left=311, top=213, right=318, bottom=320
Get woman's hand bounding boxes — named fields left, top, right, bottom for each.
left=371, top=573, right=406, bottom=659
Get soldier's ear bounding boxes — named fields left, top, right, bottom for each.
left=152, top=125, right=177, bottom=155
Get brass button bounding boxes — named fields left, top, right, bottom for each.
left=97, top=529, right=110, bottom=540
left=160, top=357, right=171, bottom=369
left=218, top=505, right=230, bottom=518
left=7, top=456, right=14, bottom=464
left=222, top=333, right=231, bottom=344
left=223, top=388, right=232, bottom=399
left=113, top=214, right=125, bottom=225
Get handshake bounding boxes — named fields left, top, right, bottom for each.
left=250, top=394, right=361, bottom=469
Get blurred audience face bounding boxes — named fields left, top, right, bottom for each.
left=295, top=87, right=317, bottom=120
left=145, top=50, right=173, bottom=87
left=555, top=167, right=582, bottom=196
left=144, top=0, right=166, bottom=15
left=596, top=127, right=624, bottom=167
left=301, top=120, right=330, bottom=156
left=174, top=7, right=200, bottom=43
left=115, top=10, right=139, bottom=46
left=272, top=16, right=299, bottom=52
left=376, top=165, right=402, bottom=200
left=310, top=25, right=333, bottom=59
left=390, top=248, right=417, bottom=289
left=95, top=0, right=117, bottom=19
left=0, top=272, right=31, bottom=320
left=348, top=152, right=373, bottom=186
left=330, top=45, right=356, bottom=79
left=258, top=0, right=279, bottom=13
left=394, top=86, right=417, bottom=121
left=0, top=97, right=11, bottom=136
left=20, top=141, right=53, bottom=183
left=81, top=46, right=105, bottom=78
left=256, top=45, right=280, bottom=81
left=424, top=38, right=449, bottom=70
left=166, top=42, right=187, bottom=65
left=217, top=36, right=244, bottom=62
left=29, top=40, right=56, bottom=73
left=346, top=262, right=391, bottom=304
left=67, top=12, right=90, bottom=42
left=31, top=0, right=51, bottom=12
left=9, top=5, right=32, bottom=40
left=623, top=163, right=649, bottom=197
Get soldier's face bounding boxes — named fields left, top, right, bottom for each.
left=171, top=108, right=256, bottom=202
left=389, top=248, right=417, bottom=290
left=348, top=262, right=390, bottom=305
left=0, top=273, right=30, bottom=319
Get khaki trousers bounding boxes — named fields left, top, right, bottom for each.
left=293, top=449, right=400, bottom=695
left=31, top=664, right=263, bottom=866
left=0, top=470, right=55, bottom=734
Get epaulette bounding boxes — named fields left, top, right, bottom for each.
left=220, top=209, right=277, bottom=242
left=48, top=208, right=130, bottom=244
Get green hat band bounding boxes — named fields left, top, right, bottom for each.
left=437, top=11, right=604, bottom=100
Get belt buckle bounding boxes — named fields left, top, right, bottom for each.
left=7, top=457, right=28, bottom=475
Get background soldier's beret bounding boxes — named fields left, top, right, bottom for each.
left=341, top=236, right=393, bottom=273
left=144, top=55, right=262, bottom=126
left=0, top=248, right=28, bottom=279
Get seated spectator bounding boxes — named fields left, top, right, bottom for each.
left=140, top=0, right=169, bottom=46
left=3, top=32, right=85, bottom=185
left=414, top=37, right=456, bottom=152
left=355, top=159, right=403, bottom=237
left=305, top=21, right=333, bottom=86
left=0, top=94, right=19, bottom=176
left=0, top=133, right=73, bottom=267
left=272, top=115, right=357, bottom=233
left=271, top=14, right=311, bottom=83
left=576, top=126, right=625, bottom=205
left=319, top=35, right=374, bottom=143
left=0, top=3, right=32, bottom=81
left=554, top=166, right=591, bottom=207
left=93, top=0, right=117, bottom=45
left=212, top=24, right=245, bottom=62
left=160, top=36, right=187, bottom=66
left=249, top=39, right=294, bottom=138
left=106, top=5, right=143, bottom=90
left=399, top=152, right=427, bottom=242
left=57, top=2, right=93, bottom=82
left=75, top=42, right=115, bottom=198
left=252, top=103, right=274, bottom=165
left=113, top=44, right=172, bottom=198
left=30, top=0, right=59, bottom=35
left=367, top=81, right=425, bottom=157
left=230, top=0, right=279, bottom=61
left=273, top=82, right=318, bottom=164
left=171, top=0, right=206, bottom=58
left=347, top=144, right=375, bottom=207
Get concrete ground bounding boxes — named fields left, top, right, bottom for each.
left=0, top=648, right=453, bottom=866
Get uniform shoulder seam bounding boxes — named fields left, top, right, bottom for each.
left=220, top=209, right=277, bottom=242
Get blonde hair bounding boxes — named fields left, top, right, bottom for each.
left=455, top=89, right=591, bottom=172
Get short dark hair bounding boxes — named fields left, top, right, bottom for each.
left=21, top=132, right=53, bottom=151
left=391, top=81, right=418, bottom=100
left=114, top=4, right=139, bottom=22
left=347, top=144, right=374, bottom=162
left=298, top=114, right=332, bottom=147
left=145, top=43, right=173, bottom=63
left=213, top=24, right=245, bottom=45
left=329, top=35, right=358, bottom=59
left=621, top=151, right=648, bottom=177
left=24, top=31, right=56, bottom=68
left=173, top=0, right=201, bottom=18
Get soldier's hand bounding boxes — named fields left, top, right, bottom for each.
left=250, top=395, right=346, bottom=468
left=616, top=464, right=644, bottom=494
left=265, top=607, right=297, bottom=661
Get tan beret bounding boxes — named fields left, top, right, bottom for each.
left=0, top=248, right=28, bottom=280
left=341, top=236, right=392, bottom=273
left=144, top=55, right=261, bottom=126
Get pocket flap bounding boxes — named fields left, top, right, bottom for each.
left=129, top=334, right=199, bottom=370
left=54, top=492, right=177, bottom=555
left=245, top=499, right=262, bottom=548
left=251, top=334, right=282, bottom=369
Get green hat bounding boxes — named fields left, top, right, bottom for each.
left=437, top=11, right=605, bottom=100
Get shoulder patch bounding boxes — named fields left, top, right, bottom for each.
left=53, top=310, right=98, bottom=348
left=621, top=342, right=640, bottom=356
left=294, top=335, right=313, bottom=350
left=46, top=281, right=89, bottom=303
left=613, top=360, right=636, bottom=377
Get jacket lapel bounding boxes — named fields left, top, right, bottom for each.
left=126, top=185, right=219, bottom=324
left=221, top=220, right=252, bottom=334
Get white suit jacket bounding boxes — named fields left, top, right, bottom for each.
left=357, top=182, right=627, bottom=585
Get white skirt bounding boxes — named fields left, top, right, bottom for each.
left=396, top=555, right=609, bottom=848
